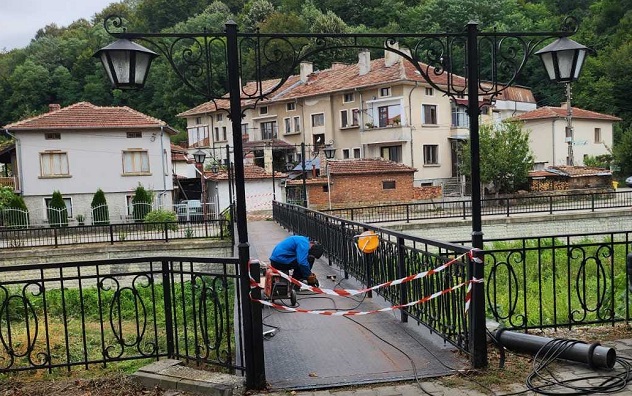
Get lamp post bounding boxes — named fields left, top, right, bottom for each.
left=323, top=143, right=336, bottom=210
left=193, top=149, right=206, bottom=218
left=95, top=15, right=588, bottom=380
left=535, top=37, right=590, bottom=166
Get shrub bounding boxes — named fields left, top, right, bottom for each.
left=3, top=194, right=29, bottom=228
left=132, top=185, right=152, bottom=222
left=91, top=188, right=110, bottom=225
left=144, top=209, right=178, bottom=231
left=47, top=191, right=68, bottom=228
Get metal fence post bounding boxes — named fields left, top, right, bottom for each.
left=468, top=248, right=487, bottom=368
left=164, top=222, right=169, bottom=242
left=397, top=236, right=408, bottom=323
left=162, top=259, right=175, bottom=357
left=109, top=224, right=114, bottom=245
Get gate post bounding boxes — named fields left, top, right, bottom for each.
left=162, top=259, right=175, bottom=358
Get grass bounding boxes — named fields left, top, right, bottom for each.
left=0, top=276, right=237, bottom=380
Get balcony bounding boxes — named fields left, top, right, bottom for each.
left=0, top=176, right=18, bottom=191
left=360, top=124, right=410, bottom=146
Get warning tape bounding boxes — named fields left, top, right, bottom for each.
left=250, top=278, right=483, bottom=316
left=248, top=250, right=483, bottom=315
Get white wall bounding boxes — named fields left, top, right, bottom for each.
left=214, top=177, right=281, bottom=213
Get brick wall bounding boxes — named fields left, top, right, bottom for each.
left=309, top=173, right=416, bottom=208
left=413, top=186, right=442, bottom=200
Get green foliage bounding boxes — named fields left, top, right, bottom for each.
left=0, top=187, right=15, bottom=209
left=144, top=209, right=178, bottom=231
left=2, top=193, right=29, bottom=228
left=460, top=120, right=534, bottom=194
left=91, top=188, right=110, bottom=225
left=583, top=153, right=613, bottom=169
left=47, top=190, right=68, bottom=228
left=132, top=185, right=152, bottom=222
left=613, top=127, right=632, bottom=177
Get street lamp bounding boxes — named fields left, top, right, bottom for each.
left=323, top=143, right=336, bottom=210
left=536, top=37, right=590, bottom=166
left=193, top=149, right=207, bottom=217
left=95, top=15, right=588, bottom=381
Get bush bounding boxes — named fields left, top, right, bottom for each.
left=47, top=191, right=68, bottom=228
left=91, top=188, right=110, bottom=225
left=132, top=185, right=152, bottom=222
left=144, top=209, right=178, bottom=231
left=3, top=194, right=29, bottom=228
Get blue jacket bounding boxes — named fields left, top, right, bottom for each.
left=269, top=235, right=311, bottom=278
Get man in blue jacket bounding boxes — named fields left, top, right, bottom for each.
left=269, top=235, right=324, bottom=285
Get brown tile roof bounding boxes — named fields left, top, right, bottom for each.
left=207, top=164, right=287, bottom=181
left=171, top=144, right=192, bottom=163
left=515, top=106, right=621, bottom=122
left=329, top=158, right=416, bottom=175
left=3, top=102, right=178, bottom=134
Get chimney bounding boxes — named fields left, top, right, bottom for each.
left=358, top=50, right=371, bottom=76
left=331, top=62, right=345, bottom=70
left=300, top=61, right=313, bottom=83
left=49, top=104, right=61, bottom=112
left=384, top=42, right=400, bottom=67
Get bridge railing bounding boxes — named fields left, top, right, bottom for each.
left=323, top=190, right=632, bottom=224
left=0, top=256, right=244, bottom=374
left=273, top=201, right=476, bottom=354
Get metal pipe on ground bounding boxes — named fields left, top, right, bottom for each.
left=492, top=329, right=616, bottom=369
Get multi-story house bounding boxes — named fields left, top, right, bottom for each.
left=514, top=105, right=620, bottom=167
left=3, top=102, right=176, bottom=225
left=178, top=48, right=537, bottom=189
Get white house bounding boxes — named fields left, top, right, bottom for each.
left=3, top=102, right=177, bottom=225
left=514, top=105, right=621, bottom=167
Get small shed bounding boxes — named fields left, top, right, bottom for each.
left=528, top=166, right=612, bottom=191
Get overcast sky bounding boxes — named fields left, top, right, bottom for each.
left=1, top=0, right=115, bottom=50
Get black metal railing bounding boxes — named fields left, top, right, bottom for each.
left=460, top=231, right=632, bottom=331
left=0, top=256, right=244, bottom=374
left=0, top=219, right=232, bottom=249
left=273, top=201, right=476, bottom=354
left=323, top=190, right=632, bottom=224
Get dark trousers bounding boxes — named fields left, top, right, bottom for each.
left=269, top=259, right=311, bottom=280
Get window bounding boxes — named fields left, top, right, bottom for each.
left=214, top=127, right=220, bottom=141
left=378, top=105, right=402, bottom=127
left=380, top=87, right=391, bottom=97
left=352, top=109, right=360, bottom=126
left=380, top=146, right=402, bottom=162
left=353, top=148, right=361, bottom=158
left=311, top=113, right=324, bottom=127
left=313, top=134, right=324, bottom=147
left=45, top=197, right=73, bottom=218
left=342, top=149, right=350, bottom=159
left=423, top=145, right=439, bottom=165
left=45, top=133, right=61, bottom=140
left=259, top=106, right=268, bottom=115
left=422, top=104, right=437, bottom=125
left=123, top=150, right=150, bottom=174
left=241, top=123, right=249, bottom=136
left=195, top=117, right=202, bottom=124
left=341, top=110, right=349, bottom=128
left=222, top=126, right=227, bottom=141
left=594, top=128, right=602, bottom=143
left=451, top=105, right=468, bottom=127
left=293, top=116, right=301, bottom=132
left=261, top=121, right=277, bottom=139
left=382, top=180, right=396, bottom=189
left=40, top=151, right=69, bottom=177
left=287, top=102, right=296, bottom=111
left=127, top=132, right=142, bottom=138
left=284, top=118, right=292, bottom=133
left=217, top=114, right=223, bottom=122
left=425, top=87, right=434, bottom=96
left=343, top=93, right=355, bottom=103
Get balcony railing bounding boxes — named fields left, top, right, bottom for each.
left=0, top=176, right=17, bottom=190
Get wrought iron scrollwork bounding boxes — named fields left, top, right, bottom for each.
left=486, top=250, right=526, bottom=328
left=194, top=275, right=231, bottom=365
left=570, top=245, right=613, bottom=324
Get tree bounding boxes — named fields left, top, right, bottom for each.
left=91, top=188, right=110, bottom=225
left=459, top=120, right=534, bottom=195
left=3, top=193, right=29, bottom=228
left=47, top=190, right=68, bottom=228
left=613, top=127, right=632, bottom=178
left=132, top=184, right=152, bottom=222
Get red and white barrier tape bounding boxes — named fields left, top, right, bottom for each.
left=250, top=278, right=483, bottom=316
left=248, top=249, right=484, bottom=315
left=248, top=250, right=472, bottom=297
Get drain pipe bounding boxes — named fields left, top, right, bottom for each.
left=493, top=329, right=616, bottom=369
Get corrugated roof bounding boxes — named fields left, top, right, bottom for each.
left=3, top=102, right=178, bottom=134
left=529, top=165, right=612, bottom=178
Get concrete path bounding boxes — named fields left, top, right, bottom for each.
left=246, top=220, right=467, bottom=391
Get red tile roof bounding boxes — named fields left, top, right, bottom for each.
left=515, top=106, right=621, bottom=122
left=4, top=102, right=178, bottom=134
left=206, top=164, right=287, bottom=180
left=171, top=144, right=192, bottom=163
left=529, top=166, right=611, bottom=178
left=329, top=158, right=416, bottom=175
